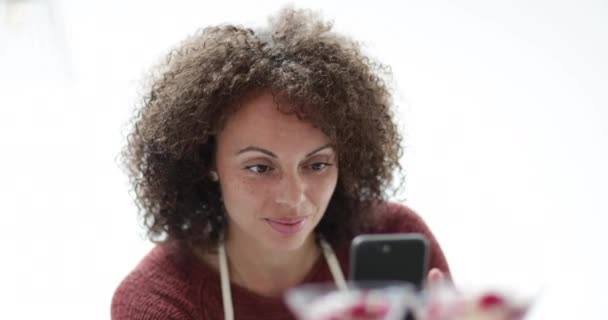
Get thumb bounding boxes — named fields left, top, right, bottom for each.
left=427, top=268, right=445, bottom=287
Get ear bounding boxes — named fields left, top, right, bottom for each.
left=209, top=170, right=219, bottom=182
left=207, top=136, right=219, bottom=182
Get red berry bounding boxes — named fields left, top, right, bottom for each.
left=350, top=303, right=368, bottom=317
left=479, top=293, right=505, bottom=309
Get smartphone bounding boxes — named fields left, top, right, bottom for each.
left=349, top=233, right=430, bottom=289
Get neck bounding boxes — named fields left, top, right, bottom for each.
left=223, top=228, right=320, bottom=297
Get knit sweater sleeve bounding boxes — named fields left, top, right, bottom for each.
left=111, top=244, right=201, bottom=320
left=111, top=269, right=195, bottom=320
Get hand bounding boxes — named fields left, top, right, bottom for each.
left=426, top=268, right=447, bottom=288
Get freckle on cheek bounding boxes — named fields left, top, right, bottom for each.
left=239, top=178, right=266, bottom=197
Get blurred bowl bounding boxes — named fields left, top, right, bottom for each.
left=284, top=281, right=417, bottom=320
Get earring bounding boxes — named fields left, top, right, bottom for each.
left=209, top=170, right=219, bottom=182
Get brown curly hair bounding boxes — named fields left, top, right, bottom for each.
left=123, top=7, right=403, bottom=250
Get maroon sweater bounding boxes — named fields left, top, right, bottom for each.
left=111, top=203, right=450, bottom=320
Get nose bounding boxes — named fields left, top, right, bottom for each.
left=275, top=173, right=307, bottom=208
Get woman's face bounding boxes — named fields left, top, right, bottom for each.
left=214, top=93, right=338, bottom=252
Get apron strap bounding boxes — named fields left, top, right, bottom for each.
left=218, top=237, right=235, bottom=320
left=218, top=234, right=347, bottom=320
left=318, top=236, right=348, bottom=291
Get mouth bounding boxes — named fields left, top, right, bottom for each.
left=264, top=217, right=308, bottom=235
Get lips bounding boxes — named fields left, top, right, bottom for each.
left=265, top=217, right=308, bottom=235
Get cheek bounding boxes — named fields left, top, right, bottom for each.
left=219, top=174, right=273, bottom=214
left=311, top=172, right=339, bottom=203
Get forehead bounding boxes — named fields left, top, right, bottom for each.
left=218, top=93, right=331, bottom=151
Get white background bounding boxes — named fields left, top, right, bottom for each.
left=1, top=0, right=606, bottom=319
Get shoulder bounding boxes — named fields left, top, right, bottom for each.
left=366, top=201, right=432, bottom=234
left=111, top=242, right=201, bottom=320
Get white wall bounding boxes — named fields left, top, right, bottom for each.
left=1, top=0, right=606, bottom=318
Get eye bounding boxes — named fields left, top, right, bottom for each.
left=245, top=164, right=273, bottom=174
left=308, top=162, right=333, bottom=171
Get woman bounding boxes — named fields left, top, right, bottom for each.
left=112, top=7, right=450, bottom=320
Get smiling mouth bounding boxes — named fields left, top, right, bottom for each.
left=265, top=217, right=308, bottom=235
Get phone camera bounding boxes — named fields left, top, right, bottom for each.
left=381, top=244, right=391, bottom=253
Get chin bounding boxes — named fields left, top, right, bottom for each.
left=266, top=230, right=314, bottom=252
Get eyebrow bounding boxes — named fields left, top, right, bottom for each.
left=237, top=144, right=333, bottom=158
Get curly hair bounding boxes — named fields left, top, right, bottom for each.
left=123, top=7, right=403, bottom=250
